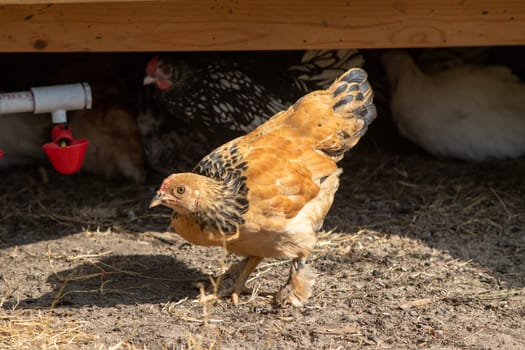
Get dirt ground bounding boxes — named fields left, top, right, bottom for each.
left=1, top=122, right=525, bottom=349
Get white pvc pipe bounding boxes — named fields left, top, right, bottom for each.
left=0, top=82, right=92, bottom=116
left=0, top=91, right=34, bottom=114
left=52, top=110, right=67, bottom=124
left=32, top=83, right=92, bottom=114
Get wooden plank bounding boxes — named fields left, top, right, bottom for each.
left=1, top=0, right=156, bottom=4
left=0, top=0, right=524, bottom=52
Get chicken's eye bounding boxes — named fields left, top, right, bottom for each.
left=161, top=64, right=173, bottom=76
left=176, top=186, right=185, bottom=195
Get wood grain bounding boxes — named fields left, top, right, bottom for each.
left=0, top=1, right=523, bottom=52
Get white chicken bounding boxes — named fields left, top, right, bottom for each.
left=382, top=49, right=525, bottom=161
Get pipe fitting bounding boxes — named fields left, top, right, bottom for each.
left=0, top=82, right=92, bottom=116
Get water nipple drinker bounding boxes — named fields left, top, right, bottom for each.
left=0, top=82, right=92, bottom=174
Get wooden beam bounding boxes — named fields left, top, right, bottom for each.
left=3, top=0, right=157, bottom=4
left=0, top=1, right=524, bottom=52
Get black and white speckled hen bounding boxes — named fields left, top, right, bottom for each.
left=140, top=50, right=363, bottom=173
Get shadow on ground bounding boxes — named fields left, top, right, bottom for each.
left=15, top=254, right=208, bottom=309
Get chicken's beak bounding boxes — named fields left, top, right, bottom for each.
left=149, top=193, right=164, bottom=208
left=143, top=76, right=156, bottom=86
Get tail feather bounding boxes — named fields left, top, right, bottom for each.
left=329, top=68, right=377, bottom=147
left=248, top=67, right=376, bottom=161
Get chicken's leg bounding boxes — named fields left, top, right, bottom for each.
left=275, top=257, right=316, bottom=307
left=203, top=256, right=263, bottom=304
left=228, top=255, right=263, bottom=304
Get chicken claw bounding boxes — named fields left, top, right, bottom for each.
left=199, top=256, right=263, bottom=305
left=275, top=258, right=316, bottom=307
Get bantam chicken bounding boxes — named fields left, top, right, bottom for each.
left=149, top=67, right=376, bottom=306
left=141, top=50, right=364, bottom=171
left=383, top=49, right=525, bottom=161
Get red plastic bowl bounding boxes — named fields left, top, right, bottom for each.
left=43, top=139, right=89, bottom=175
left=0, top=149, right=3, bottom=160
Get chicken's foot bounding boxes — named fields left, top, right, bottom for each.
left=274, top=257, right=316, bottom=307
left=200, top=255, right=263, bottom=304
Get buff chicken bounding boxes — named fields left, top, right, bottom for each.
left=149, top=67, right=376, bottom=307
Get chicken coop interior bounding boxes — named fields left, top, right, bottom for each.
left=1, top=1, right=524, bottom=349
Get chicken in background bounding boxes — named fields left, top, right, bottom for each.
left=382, top=49, right=525, bottom=161
left=361, top=47, right=489, bottom=124
left=149, top=67, right=377, bottom=306
left=0, top=58, right=146, bottom=183
left=67, top=104, right=145, bottom=183
left=140, top=49, right=364, bottom=173
left=415, top=47, right=489, bottom=73
left=0, top=114, right=50, bottom=168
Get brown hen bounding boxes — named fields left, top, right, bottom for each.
left=149, top=68, right=376, bottom=307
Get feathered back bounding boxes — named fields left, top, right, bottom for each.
left=289, top=49, right=365, bottom=92
left=250, top=68, right=376, bottom=161
left=191, top=67, right=376, bottom=233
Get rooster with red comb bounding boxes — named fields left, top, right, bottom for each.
left=140, top=50, right=365, bottom=173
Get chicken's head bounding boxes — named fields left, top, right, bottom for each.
left=149, top=173, right=217, bottom=216
left=143, top=56, right=175, bottom=91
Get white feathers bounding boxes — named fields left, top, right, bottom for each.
left=0, top=113, right=49, bottom=168
left=383, top=50, right=525, bottom=161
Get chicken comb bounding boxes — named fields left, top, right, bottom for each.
left=159, top=173, right=180, bottom=193
left=146, top=56, right=160, bottom=75
left=159, top=178, right=171, bottom=192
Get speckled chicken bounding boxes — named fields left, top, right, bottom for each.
left=383, top=50, right=525, bottom=160
left=149, top=67, right=376, bottom=306
left=141, top=50, right=364, bottom=172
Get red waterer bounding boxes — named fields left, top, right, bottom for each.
left=42, top=124, right=89, bottom=175
left=0, top=82, right=92, bottom=174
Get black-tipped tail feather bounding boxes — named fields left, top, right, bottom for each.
left=331, top=68, right=377, bottom=140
